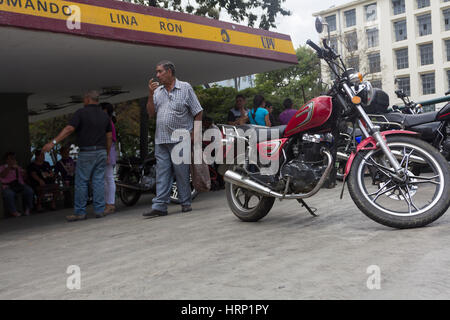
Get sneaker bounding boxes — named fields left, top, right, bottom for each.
left=143, top=209, right=168, bottom=217
left=181, top=205, right=192, bottom=213
left=24, top=209, right=31, bottom=216
left=11, top=212, right=21, bottom=217
left=66, top=214, right=87, bottom=222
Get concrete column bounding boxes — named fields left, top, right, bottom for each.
left=0, top=93, right=31, bottom=218
left=139, top=97, right=149, bottom=161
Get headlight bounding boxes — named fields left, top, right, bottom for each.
left=345, top=68, right=363, bottom=84
left=355, top=81, right=374, bottom=106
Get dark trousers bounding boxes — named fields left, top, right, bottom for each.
left=2, top=185, right=34, bottom=213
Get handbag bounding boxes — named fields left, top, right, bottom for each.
left=190, top=150, right=211, bottom=193
left=8, top=168, right=24, bottom=193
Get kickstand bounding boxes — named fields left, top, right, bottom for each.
left=297, top=199, right=318, bottom=217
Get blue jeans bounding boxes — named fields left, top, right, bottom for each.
left=74, top=150, right=107, bottom=215
left=152, top=143, right=191, bottom=212
left=2, top=185, right=34, bottom=213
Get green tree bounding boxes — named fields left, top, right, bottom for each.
left=124, top=0, right=290, bottom=30
left=255, top=45, right=323, bottom=105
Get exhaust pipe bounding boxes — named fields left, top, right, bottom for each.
left=224, top=150, right=334, bottom=200
left=115, top=182, right=148, bottom=192
left=337, top=151, right=350, bottom=161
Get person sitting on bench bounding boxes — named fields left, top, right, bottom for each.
left=0, top=152, right=34, bottom=217
left=27, top=149, right=59, bottom=212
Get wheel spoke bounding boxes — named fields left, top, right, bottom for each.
left=366, top=156, right=395, bottom=178
left=243, top=194, right=251, bottom=209
left=405, top=184, right=419, bottom=212
left=370, top=183, right=397, bottom=203
left=398, top=187, right=414, bottom=214
left=408, top=175, right=440, bottom=186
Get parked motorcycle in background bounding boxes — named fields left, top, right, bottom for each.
left=220, top=17, right=450, bottom=229
left=115, top=152, right=199, bottom=207
left=336, top=89, right=450, bottom=180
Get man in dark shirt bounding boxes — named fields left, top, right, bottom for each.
left=227, top=94, right=249, bottom=125
left=43, top=90, right=112, bottom=221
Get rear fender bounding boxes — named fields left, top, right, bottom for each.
left=344, top=130, right=419, bottom=178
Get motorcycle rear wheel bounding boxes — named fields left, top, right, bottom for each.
left=347, top=135, right=450, bottom=229
left=225, top=181, right=275, bottom=222
left=119, top=173, right=142, bottom=207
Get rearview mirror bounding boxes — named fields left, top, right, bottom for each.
left=315, top=16, right=325, bottom=34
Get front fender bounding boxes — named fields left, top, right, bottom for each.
left=344, top=130, right=418, bottom=179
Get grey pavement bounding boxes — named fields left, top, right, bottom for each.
left=1, top=184, right=450, bottom=300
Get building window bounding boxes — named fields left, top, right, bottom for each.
left=365, top=3, right=377, bottom=22
left=421, top=73, right=435, bottom=95
left=347, top=56, right=360, bottom=71
left=329, top=37, right=338, bottom=52
left=368, top=53, right=381, bottom=73
left=371, top=79, right=382, bottom=89
left=444, top=9, right=450, bottom=31
left=418, top=14, right=432, bottom=36
left=417, top=0, right=430, bottom=9
left=366, top=28, right=379, bottom=48
left=394, top=20, right=407, bottom=41
left=345, top=32, right=358, bottom=51
left=330, top=70, right=337, bottom=81
left=447, top=70, right=450, bottom=89
left=345, top=9, right=356, bottom=27
left=419, top=43, right=434, bottom=65
left=326, top=15, right=336, bottom=32
left=422, top=104, right=435, bottom=112
left=395, top=48, right=409, bottom=69
left=392, top=0, right=405, bottom=15
left=397, top=77, right=411, bottom=96
left=446, top=40, right=450, bottom=61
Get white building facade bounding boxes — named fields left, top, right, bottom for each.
left=314, top=0, right=450, bottom=111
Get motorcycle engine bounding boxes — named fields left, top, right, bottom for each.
left=281, top=139, right=329, bottom=193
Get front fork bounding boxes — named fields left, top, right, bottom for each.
left=342, top=83, right=404, bottom=175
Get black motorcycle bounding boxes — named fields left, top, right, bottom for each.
left=336, top=88, right=450, bottom=180
left=115, top=152, right=199, bottom=206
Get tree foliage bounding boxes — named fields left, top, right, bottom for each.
left=124, top=0, right=290, bottom=30
left=255, top=45, right=323, bottom=104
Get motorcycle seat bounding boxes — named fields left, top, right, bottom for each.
left=383, top=112, right=438, bottom=128
left=410, top=121, right=441, bottom=141
left=235, top=124, right=287, bottom=142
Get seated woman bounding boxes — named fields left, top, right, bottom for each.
left=0, top=152, right=34, bottom=217
left=27, top=149, right=59, bottom=212
left=55, top=146, right=75, bottom=186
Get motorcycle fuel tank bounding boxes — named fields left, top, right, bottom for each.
left=284, top=96, right=333, bottom=137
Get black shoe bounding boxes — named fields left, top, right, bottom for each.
left=143, top=209, right=168, bottom=217
left=181, top=205, right=192, bottom=213
left=95, top=212, right=105, bottom=219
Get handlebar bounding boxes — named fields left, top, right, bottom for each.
left=307, top=39, right=323, bottom=56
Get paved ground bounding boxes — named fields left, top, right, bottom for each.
left=1, top=184, right=450, bottom=300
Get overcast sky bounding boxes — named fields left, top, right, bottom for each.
left=215, top=0, right=350, bottom=48
left=271, top=0, right=350, bottom=48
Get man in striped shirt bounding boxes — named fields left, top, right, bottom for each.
left=143, top=61, right=203, bottom=217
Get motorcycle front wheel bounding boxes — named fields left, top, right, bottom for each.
left=347, top=135, right=450, bottom=229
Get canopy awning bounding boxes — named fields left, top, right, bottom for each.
left=0, top=0, right=297, bottom=122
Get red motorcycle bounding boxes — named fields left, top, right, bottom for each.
left=219, top=19, right=450, bottom=229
